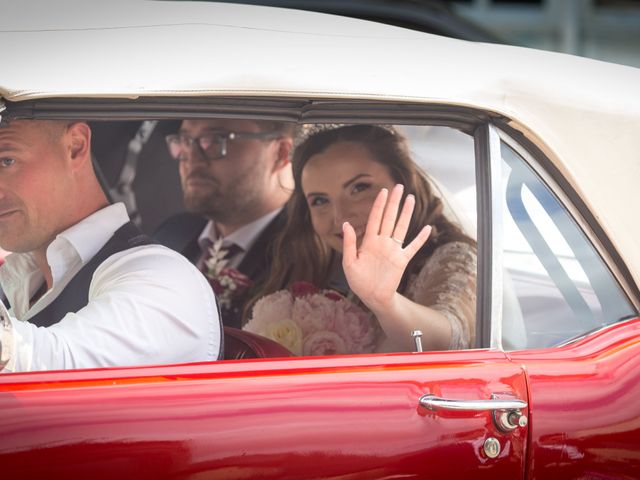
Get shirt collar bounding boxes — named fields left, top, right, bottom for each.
left=55, top=202, right=130, bottom=265
left=0, top=203, right=130, bottom=318
left=198, top=207, right=282, bottom=253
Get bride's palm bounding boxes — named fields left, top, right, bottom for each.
left=342, top=184, right=431, bottom=311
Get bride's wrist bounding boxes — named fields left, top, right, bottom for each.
left=362, top=291, right=401, bottom=318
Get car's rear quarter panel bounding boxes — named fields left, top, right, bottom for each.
left=510, top=318, right=640, bottom=479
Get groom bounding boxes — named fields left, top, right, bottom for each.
left=156, top=118, right=294, bottom=328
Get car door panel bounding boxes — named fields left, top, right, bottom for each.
left=510, top=318, right=640, bottom=479
left=0, top=350, right=528, bottom=479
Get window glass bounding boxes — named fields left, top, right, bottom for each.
left=0, top=119, right=482, bottom=377
left=499, top=141, right=635, bottom=349
left=399, top=126, right=477, bottom=240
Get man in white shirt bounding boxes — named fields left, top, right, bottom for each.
left=156, top=118, right=294, bottom=328
left=0, top=119, right=221, bottom=372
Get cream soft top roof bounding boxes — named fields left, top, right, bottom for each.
left=2, top=0, right=639, bottom=289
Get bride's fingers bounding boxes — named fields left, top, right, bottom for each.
left=379, top=184, right=404, bottom=237
left=342, top=221, right=358, bottom=268
left=363, top=188, right=388, bottom=241
left=391, top=193, right=415, bottom=243
left=403, top=225, right=432, bottom=259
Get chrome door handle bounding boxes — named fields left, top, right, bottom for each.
left=419, top=394, right=528, bottom=432
left=419, top=394, right=527, bottom=411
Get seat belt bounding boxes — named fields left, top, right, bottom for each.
left=109, top=120, right=158, bottom=226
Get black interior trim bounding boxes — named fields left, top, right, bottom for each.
left=2, top=98, right=500, bottom=131
left=473, top=124, right=493, bottom=349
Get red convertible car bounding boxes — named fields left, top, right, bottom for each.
left=0, top=1, right=639, bottom=478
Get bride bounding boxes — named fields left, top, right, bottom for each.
left=245, top=125, right=477, bottom=354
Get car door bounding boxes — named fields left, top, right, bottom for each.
left=0, top=109, right=531, bottom=479
left=0, top=349, right=529, bottom=479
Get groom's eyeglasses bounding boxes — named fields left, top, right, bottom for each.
left=165, top=130, right=281, bottom=161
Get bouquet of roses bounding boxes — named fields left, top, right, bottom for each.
left=204, top=239, right=252, bottom=313
left=243, top=281, right=381, bottom=356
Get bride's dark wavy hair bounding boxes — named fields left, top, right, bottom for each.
left=246, top=124, right=475, bottom=318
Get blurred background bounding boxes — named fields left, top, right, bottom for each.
left=450, top=0, right=640, bottom=67
left=212, top=0, right=640, bottom=67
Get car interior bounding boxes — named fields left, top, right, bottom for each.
left=83, top=115, right=635, bottom=362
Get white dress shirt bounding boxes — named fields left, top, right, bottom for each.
left=0, top=203, right=221, bottom=373
left=197, top=208, right=282, bottom=268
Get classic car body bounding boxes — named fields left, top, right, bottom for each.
left=1, top=1, right=639, bottom=478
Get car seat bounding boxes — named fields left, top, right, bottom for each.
left=223, top=326, right=294, bottom=360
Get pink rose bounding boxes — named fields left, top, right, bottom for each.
left=303, top=331, right=347, bottom=356
left=245, top=285, right=381, bottom=357
left=292, top=294, right=337, bottom=334
left=333, top=301, right=377, bottom=353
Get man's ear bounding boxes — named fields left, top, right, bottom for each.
left=66, top=122, right=92, bottom=170
left=272, top=136, right=293, bottom=173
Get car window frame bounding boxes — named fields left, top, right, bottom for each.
left=2, top=96, right=638, bottom=361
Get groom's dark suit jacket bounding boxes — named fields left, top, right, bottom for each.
left=154, top=210, right=287, bottom=329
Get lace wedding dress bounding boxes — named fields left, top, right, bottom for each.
left=405, top=241, right=477, bottom=349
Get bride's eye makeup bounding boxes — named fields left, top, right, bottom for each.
left=350, top=181, right=371, bottom=194
left=307, top=195, right=328, bottom=207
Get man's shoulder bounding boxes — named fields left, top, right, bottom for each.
left=100, top=243, right=197, bottom=274
left=87, top=244, right=221, bottom=364
left=92, top=243, right=216, bottom=305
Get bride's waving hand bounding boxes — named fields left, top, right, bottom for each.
left=342, top=185, right=431, bottom=311
left=342, top=184, right=453, bottom=352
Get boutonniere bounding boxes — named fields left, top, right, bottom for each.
left=204, top=238, right=252, bottom=310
